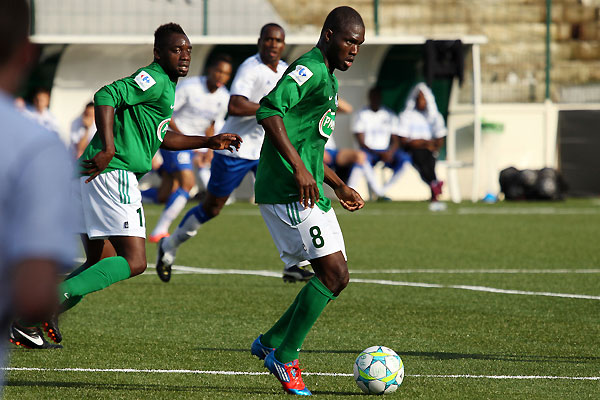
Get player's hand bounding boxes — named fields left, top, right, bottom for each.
left=294, top=167, right=319, bottom=209
left=334, top=184, right=365, bottom=212
left=82, top=150, right=114, bottom=183
left=207, top=133, right=242, bottom=152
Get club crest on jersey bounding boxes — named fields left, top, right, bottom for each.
left=134, top=71, right=156, bottom=91
left=318, top=109, right=336, bottom=138
left=156, top=118, right=170, bottom=142
left=288, top=65, right=313, bottom=86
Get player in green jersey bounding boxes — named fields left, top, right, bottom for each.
left=28, top=23, right=242, bottom=348
left=250, top=6, right=365, bottom=396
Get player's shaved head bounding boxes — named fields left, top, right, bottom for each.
left=154, top=23, right=187, bottom=50
left=0, top=0, right=30, bottom=67
left=317, top=6, right=365, bottom=73
left=321, top=6, right=364, bottom=35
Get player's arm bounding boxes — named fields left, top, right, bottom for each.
left=324, top=163, right=364, bottom=212
left=381, top=135, right=401, bottom=163
left=161, top=129, right=242, bottom=152
left=228, top=95, right=260, bottom=116
left=260, top=115, right=320, bottom=209
left=354, top=131, right=376, bottom=155
left=81, top=104, right=115, bottom=183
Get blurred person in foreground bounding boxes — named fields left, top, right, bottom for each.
left=1, top=0, right=76, bottom=383
left=397, top=82, right=447, bottom=205
left=144, top=54, right=232, bottom=243
left=249, top=6, right=365, bottom=395
left=13, top=23, right=241, bottom=350
left=156, top=23, right=317, bottom=283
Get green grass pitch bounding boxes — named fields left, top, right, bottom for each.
left=4, top=199, right=600, bottom=399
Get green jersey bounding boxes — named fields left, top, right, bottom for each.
left=81, top=62, right=175, bottom=178
left=255, top=47, right=338, bottom=212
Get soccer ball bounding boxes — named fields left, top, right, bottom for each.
left=353, top=346, right=404, bottom=395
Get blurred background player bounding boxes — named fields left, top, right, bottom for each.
left=1, top=0, right=75, bottom=367
left=157, top=23, right=315, bottom=283
left=23, top=86, right=62, bottom=137
left=352, top=86, right=409, bottom=201
left=250, top=6, right=365, bottom=395
left=145, top=54, right=232, bottom=243
left=69, top=101, right=95, bottom=159
left=397, top=82, right=447, bottom=206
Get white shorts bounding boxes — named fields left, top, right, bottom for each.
left=259, top=202, right=346, bottom=268
left=74, top=170, right=146, bottom=239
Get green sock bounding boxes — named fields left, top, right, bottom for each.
left=59, top=256, right=131, bottom=309
left=268, top=276, right=336, bottom=363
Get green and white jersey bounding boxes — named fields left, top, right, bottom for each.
left=255, top=47, right=338, bottom=212
left=81, top=62, right=176, bottom=178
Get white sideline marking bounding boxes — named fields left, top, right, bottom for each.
left=155, top=265, right=600, bottom=301
left=348, top=268, right=600, bottom=274
left=3, top=367, right=599, bottom=380
left=351, top=279, right=600, bottom=300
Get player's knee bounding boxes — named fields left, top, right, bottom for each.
left=356, top=151, right=367, bottom=164
left=324, top=264, right=349, bottom=296
left=127, top=257, right=148, bottom=277
left=203, top=203, right=223, bottom=218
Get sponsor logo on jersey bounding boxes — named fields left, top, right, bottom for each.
left=124, top=221, right=129, bottom=229
left=318, top=109, right=336, bottom=138
left=288, top=65, right=313, bottom=86
left=156, top=118, right=171, bottom=142
left=134, top=71, right=156, bottom=91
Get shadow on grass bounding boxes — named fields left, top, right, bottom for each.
left=397, top=351, right=600, bottom=364
left=196, top=347, right=600, bottom=364
left=5, top=380, right=273, bottom=395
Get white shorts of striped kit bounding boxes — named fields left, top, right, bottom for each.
left=74, top=170, right=146, bottom=239
left=259, top=202, right=346, bottom=268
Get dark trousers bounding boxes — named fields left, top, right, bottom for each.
left=410, top=148, right=437, bottom=185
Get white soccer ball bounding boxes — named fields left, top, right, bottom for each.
left=353, top=346, right=404, bottom=395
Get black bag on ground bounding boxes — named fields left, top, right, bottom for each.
left=499, top=167, right=567, bottom=200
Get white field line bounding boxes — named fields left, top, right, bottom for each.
left=3, top=367, right=599, bottom=381
left=156, top=265, right=600, bottom=301
left=348, top=268, right=600, bottom=274
left=144, top=207, right=600, bottom=217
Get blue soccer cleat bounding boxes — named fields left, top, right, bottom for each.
left=264, top=351, right=311, bottom=396
left=251, top=334, right=275, bottom=360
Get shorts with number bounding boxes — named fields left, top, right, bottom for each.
left=159, top=149, right=193, bottom=173
left=259, top=202, right=346, bottom=268
left=74, top=170, right=146, bottom=239
left=207, top=153, right=258, bottom=197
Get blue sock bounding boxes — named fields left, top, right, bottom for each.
left=165, top=187, right=190, bottom=209
left=179, top=203, right=213, bottom=227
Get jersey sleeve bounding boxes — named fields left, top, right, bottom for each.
left=94, top=70, right=163, bottom=109
left=7, top=137, right=76, bottom=269
left=431, top=112, right=448, bottom=138
left=256, top=62, right=321, bottom=122
left=229, top=62, right=257, bottom=98
left=396, top=111, right=411, bottom=137
left=173, top=80, right=190, bottom=113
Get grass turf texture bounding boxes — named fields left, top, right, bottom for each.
left=4, top=199, right=600, bottom=399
